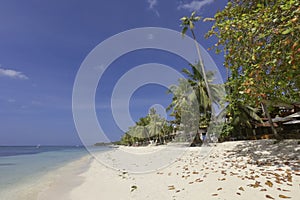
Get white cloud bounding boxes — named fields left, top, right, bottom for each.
left=146, top=0, right=160, bottom=17
left=8, top=99, right=16, bottom=103
left=0, top=67, right=29, bottom=80
left=147, top=0, right=158, bottom=9
left=178, top=0, right=214, bottom=11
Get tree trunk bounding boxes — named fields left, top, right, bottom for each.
left=261, top=102, right=281, bottom=140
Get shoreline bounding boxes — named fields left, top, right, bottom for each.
left=0, top=154, right=92, bottom=200
left=36, top=155, right=93, bottom=200
left=8, top=140, right=300, bottom=200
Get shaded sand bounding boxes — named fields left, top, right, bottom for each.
left=68, top=140, right=300, bottom=200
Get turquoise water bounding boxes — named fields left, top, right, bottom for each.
left=0, top=146, right=109, bottom=199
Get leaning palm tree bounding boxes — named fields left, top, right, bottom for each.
left=182, top=62, right=224, bottom=127
left=180, top=12, right=215, bottom=120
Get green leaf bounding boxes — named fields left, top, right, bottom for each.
left=194, top=16, right=201, bottom=21
left=191, top=11, right=196, bottom=17
left=203, top=17, right=215, bottom=22
left=282, top=28, right=292, bottom=35
left=182, top=27, right=188, bottom=37
left=189, top=21, right=194, bottom=29
left=180, top=17, right=187, bottom=21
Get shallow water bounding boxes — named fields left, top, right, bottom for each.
left=0, top=146, right=109, bottom=199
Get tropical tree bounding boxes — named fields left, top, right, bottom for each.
left=167, top=78, right=200, bottom=142
left=206, top=0, right=300, bottom=139
left=180, top=12, right=215, bottom=121
left=218, top=100, right=262, bottom=140
left=182, top=62, right=225, bottom=127
left=121, top=108, right=169, bottom=145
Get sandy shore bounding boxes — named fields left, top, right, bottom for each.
left=39, top=140, right=300, bottom=200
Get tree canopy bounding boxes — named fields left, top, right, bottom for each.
left=207, top=0, right=300, bottom=106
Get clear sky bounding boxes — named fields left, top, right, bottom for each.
left=0, top=0, right=227, bottom=145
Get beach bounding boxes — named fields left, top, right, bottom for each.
left=34, top=140, right=300, bottom=200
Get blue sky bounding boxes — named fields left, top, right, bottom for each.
left=0, top=0, right=227, bottom=145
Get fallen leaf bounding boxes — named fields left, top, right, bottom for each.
left=260, top=189, right=267, bottom=191
left=217, top=187, right=222, bottom=191
left=248, top=181, right=261, bottom=188
left=212, top=194, right=218, bottom=196
left=236, top=192, right=241, bottom=195
left=195, top=178, right=203, bottom=182
left=287, top=175, right=292, bottom=182
left=265, top=180, right=273, bottom=187
left=279, top=194, right=291, bottom=199
left=176, top=190, right=181, bottom=193
left=130, top=185, right=138, bottom=192
left=238, top=186, right=245, bottom=191
left=266, top=194, right=275, bottom=199
left=189, top=182, right=194, bottom=184
left=168, top=185, right=175, bottom=190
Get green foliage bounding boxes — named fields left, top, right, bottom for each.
left=205, top=0, right=299, bottom=140
left=180, top=11, right=201, bottom=35
left=167, top=62, right=225, bottom=136
left=119, top=108, right=170, bottom=146
left=218, top=100, right=262, bottom=138
left=207, top=0, right=300, bottom=106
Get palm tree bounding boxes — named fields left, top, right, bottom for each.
left=182, top=63, right=224, bottom=127
left=167, top=78, right=201, bottom=142
left=146, top=108, right=168, bottom=144
left=180, top=12, right=215, bottom=121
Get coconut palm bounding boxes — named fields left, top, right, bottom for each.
left=180, top=12, right=215, bottom=120
left=146, top=109, right=168, bottom=144
left=167, top=78, right=201, bottom=142
left=182, top=63, right=225, bottom=126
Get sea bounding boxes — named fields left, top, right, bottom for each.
left=0, top=146, right=110, bottom=200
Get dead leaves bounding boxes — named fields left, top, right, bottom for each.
left=195, top=178, right=203, bottom=183
left=266, top=194, right=275, bottom=199
left=248, top=181, right=262, bottom=188
left=168, top=185, right=175, bottom=190
left=265, top=180, right=273, bottom=187
left=130, top=185, right=137, bottom=192
left=278, top=194, right=291, bottom=199
left=238, top=186, right=245, bottom=191
left=168, top=185, right=182, bottom=194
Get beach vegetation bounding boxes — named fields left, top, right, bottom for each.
left=206, top=0, right=300, bottom=140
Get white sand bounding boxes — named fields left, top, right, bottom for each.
left=40, top=140, right=300, bottom=200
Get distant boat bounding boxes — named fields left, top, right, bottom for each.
left=36, top=144, right=41, bottom=148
